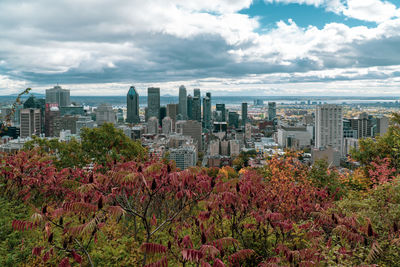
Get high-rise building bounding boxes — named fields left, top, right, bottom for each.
left=96, top=103, right=116, bottom=125
left=216, top=104, right=226, bottom=122
left=176, top=120, right=202, bottom=151
left=147, top=87, right=160, bottom=120
left=45, top=85, right=70, bottom=107
left=268, top=102, right=276, bottom=120
left=147, top=117, right=159, bottom=134
left=241, top=103, right=248, bottom=127
left=194, top=88, right=200, bottom=98
left=187, top=95, right=193, bottom=120
left=20, top=108, right=41, bottom=138
left=350, top=112, right=372, bottom=139
left=203, top=93, right=211, bottom=131
left=126, top=86, right=140, bottom=124
left=178, top=85, right=187, bottom=119
left=376, top=116, right=389, bottom=136
left=167, top=104, right=179, bottom=121
left=45, top=103, right=61, bottom=137
left=162, top=116, right=173, bottom=135
left=159, top=106, right=167, bottom=125
left=228, top=111, right=239, bottom=128
left=192, top=96, right=201, bottom=122
left=315, top=104, right=343, bottom=153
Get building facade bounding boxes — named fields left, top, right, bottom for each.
left=315, top=104, right=343, bottom=153
left=147, top=87, right=160, bottom=120
left=126, top=86, right=140, bottom=124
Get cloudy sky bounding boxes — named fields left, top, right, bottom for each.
left=0, top=0, right=400, bottom=96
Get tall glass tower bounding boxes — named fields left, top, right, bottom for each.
left=126, top=86, right=140, bottom=123
left=178, top=85, right=187, bottom=120
left=147, top=87, right=160, bottom=121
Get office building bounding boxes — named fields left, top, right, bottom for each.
left=277, top=126, right=312, bottom=149
left=147, top=87, right=160, bottom=120
left=241, top=103, right=248, bottom=127
left=228, top=112, right=239, bottom=128
left=176, top=120, right=202, bottom=151
left=203, top=93, right=212, bottom=131
left=20, top=108, right=41, bottom=138
left=126, top=86, right=140, bottom=124
left=268, top=102, right=277, bottom=120
left=216, top=104, right=226, bottom=122
left=147, top=117, right=159, bottom=134
left=178, top=85, right=187, bottom=119
left=76, top=116, right=95, bottom=135
left=45, top=85, right=70, bottom=107
left=162, top=116, right=173, bottom=135
left=45, top=103, right=61, bottom=137
left=315, top=104, right=343, bottom=153
left=376, top=116, right=389, bottom=136
left=159, top=106, right=167, bottom=125
left=168, top=145, right=197, bottom=170
left=350, top=112, right=372, bottom=139
left=187, top=95, right=193, bottom=120
left=192, top=94, right=201, bottom=122
left=96, top=103, right=116, bottom=125
left=60, top=115, right=79, bottom=134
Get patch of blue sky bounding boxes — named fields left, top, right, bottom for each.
left=239, top=0, right=377, bottom=32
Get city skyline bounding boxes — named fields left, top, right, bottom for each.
left=0, top=1, right=400, bottom=96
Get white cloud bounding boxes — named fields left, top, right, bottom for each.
left=0, top=0, right=400, bottom=95
left=265, top=0, right=400, bottom=23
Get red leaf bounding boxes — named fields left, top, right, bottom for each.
left=72, top=251, right=82, bottom=263
left=140, top=243, right=167, bottom=254
left=59, top=257, right=71, bottom=267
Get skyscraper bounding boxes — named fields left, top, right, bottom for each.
left=315, top=104, right=343, bottom=152
left=228, top=111, right=239, bottom=128
left=45, top=85, right=70, bottom=107
left=192, top=88, right=202, bottom=122
left=194, top=88, right=200, bottom=98
left=268, top=102, right=276, bottom=120
left=167, top=104, right=179, bottom=122
left=178, top=85, right=187, bottom=119
left=147, top=87, right=160, bottom=120
left=216, top=104, right=226, bottom=122
left=20, top=108, right=41, bottom=138
left=159, top=106, right=167, bottom=125
left=241, top=103, right=248, bottom=127
left=203, top=92, right=211, bottom=131
left=126, top=86, right=140, bottom=124
left=187, top=95, right=193, bottom=120
left=176, top=120, right=202, bottom=151
left=45, top=103, right=61, bottom=137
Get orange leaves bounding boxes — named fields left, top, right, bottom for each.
left=140, top=243, right=167, bottom=254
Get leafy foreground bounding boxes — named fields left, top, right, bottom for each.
left=2, top=150, right=400, bottom=267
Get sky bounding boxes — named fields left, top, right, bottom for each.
left=0, top=0, right=400, bottom=96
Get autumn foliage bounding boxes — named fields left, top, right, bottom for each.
left=2, top=129, right=400, bottom=266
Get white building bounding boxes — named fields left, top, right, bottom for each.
left=315, top=104, right=343, bottom=154
left=147, top=117, right=159, bottom=134
left=277, top=126, right=312, bottom=149
left=168, top=145, right=197, bottom=170
left=162, top=116, right=173, bottom=135
left=96, top=104, right=116, bottom=125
